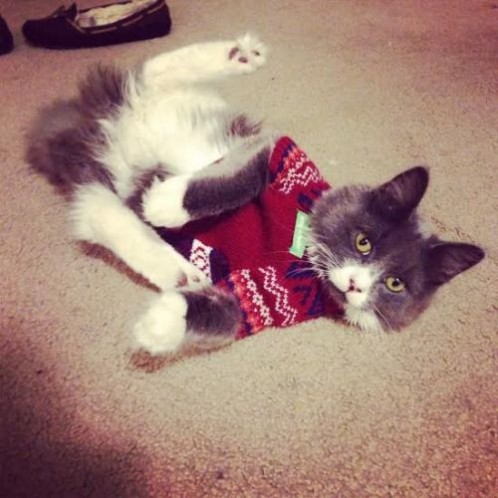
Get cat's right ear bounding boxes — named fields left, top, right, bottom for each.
left=370, top=166, right=429, bottom=222
left=426, top=242, right=485, bottom=286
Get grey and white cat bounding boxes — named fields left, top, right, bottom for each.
left=28, top=34, right=484, bottom=354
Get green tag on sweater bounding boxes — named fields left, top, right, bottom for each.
left=290, top=211, right=311, bottom=258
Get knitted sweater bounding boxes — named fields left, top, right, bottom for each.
left=159, top=137, right=342, bottom=338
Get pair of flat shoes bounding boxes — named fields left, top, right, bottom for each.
left=22, top=0, right=171, bottom=49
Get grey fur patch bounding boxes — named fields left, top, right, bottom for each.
left=183, top=141, right=272, bottom=219
left=27, top=62, right=132, bottom=191
left=27, top=103, right=114, bottom=191
left=184, top=288, right=241, bottom=345
left=77, top=64, right=130, bottom=119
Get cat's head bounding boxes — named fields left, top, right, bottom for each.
left=308, top=166, right=484, bottom=331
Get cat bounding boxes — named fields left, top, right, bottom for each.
left=27, top=33, right=485, bottom=355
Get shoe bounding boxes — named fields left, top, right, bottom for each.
left=0, top=15, right=14, bottom=55
left=22, top=0, right=171, bottom=49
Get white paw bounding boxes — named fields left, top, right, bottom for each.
left=228, top=33, right=267, bottom=72
left=142, top=175, right=192, bottom=228
left=175, top=255, right=212, bottom=291
left=145, top=247, right=211, bottom=291
left=134, top=292, right=188, bottom=355
left=145, top=256, right=188, bottom=291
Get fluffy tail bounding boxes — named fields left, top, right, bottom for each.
left=77, top=64, right=130, bottom=120
left=26, top=102, right=112, bottom=189
left=26, top=64, right=129, bottom=190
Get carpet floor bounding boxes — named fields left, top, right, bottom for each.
left=1, top=1, right=497, bottom=496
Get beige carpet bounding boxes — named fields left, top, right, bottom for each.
left=1, top=1, right=497, bottom=496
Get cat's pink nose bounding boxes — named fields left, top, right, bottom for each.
left=348, top=279, right=362, bottom=293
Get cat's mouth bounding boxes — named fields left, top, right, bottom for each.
left=324, top=279, right=384, bottom=331
left=328, top=272, right=372, bottom=309
left=333, top=285, right=369, bottom=310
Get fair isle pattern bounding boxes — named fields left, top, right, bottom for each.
left=158, top=137, right=341, bottom=339
left=190, top=239, right=213, bottom=281
left=259, top=266, right=298, bottom=326
left=277, top=147, right=323, bottom=195
left=231, top=269, right=274, bottom=333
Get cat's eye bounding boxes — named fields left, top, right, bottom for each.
left=355, top=232, right=372, bottom=255
left=385, top=276, right=406, bottom=293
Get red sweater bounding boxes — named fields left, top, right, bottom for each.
left=159, top=137, right=342, bottom=338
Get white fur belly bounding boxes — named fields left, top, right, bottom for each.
left=100, top=89, right=228, bottom=197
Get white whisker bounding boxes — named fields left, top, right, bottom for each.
left=371, top=303, right=392, bottom=331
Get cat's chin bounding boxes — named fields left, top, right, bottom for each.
left=344, top=306, right=382, bottom=333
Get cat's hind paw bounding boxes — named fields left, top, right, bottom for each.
left=133, top=292, right=188, bottom=355
left=228, top=33, right=267, bottom=73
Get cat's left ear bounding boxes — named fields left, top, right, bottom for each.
left=426, top=242, right=485, bottom=286
left=370, top=166, right=429, bottom=222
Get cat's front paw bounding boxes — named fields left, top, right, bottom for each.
left=142, top=175, right=191, bottom=228
left=228, top=33, right=267, bottom=72
left=144, top=243, right=210, bottom=291
left=134, top=292, right=188, bottom=355
left=175, top=255, right=211, bottom=291
left=146, top=257, right=207, bottom=291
